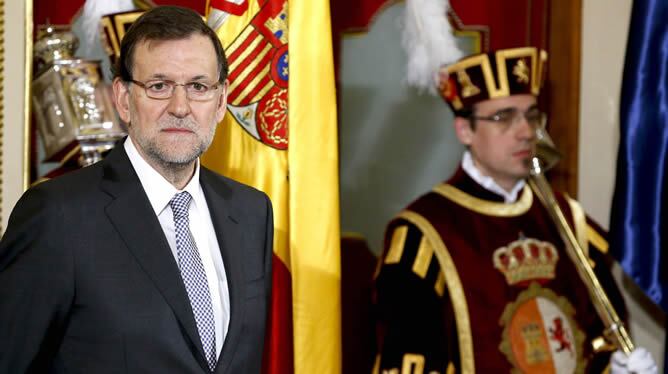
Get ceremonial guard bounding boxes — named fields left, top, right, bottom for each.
left=372, top=47, right=656, bottom=373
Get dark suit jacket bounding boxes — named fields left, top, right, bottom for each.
left=0, top=145, right=273, bottom=373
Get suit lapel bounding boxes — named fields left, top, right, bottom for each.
left=100, top=146, right=211, bottom=372
left=200, top=170, right=246, bottom=373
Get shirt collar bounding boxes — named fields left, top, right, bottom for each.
left=461, top=150, right=526, bottom=203
left=124, top=137, right=203, bottom=215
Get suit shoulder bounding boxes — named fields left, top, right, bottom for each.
left=200, top=167, right=271, bottom=206
left=28, top=162, right=104, bottom=197
left=5, top=163, right=105, bottom=232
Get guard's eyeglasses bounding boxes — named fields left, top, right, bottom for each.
left=470, top=108, right=546, bottom=132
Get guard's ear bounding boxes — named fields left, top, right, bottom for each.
left=112, top=77, right=131, bottom=124
left=454, top=116, right=474, bottom=146
left=215, top=79, right=229, bottom=124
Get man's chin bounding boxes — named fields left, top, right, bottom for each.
left=150, top=148, right=203, bottom=168
left=512, top=167, right=531, bottom=181
left=163, top=153, right=201, bottom=166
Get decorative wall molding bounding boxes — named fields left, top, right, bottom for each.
left=2, top=0, right=30, bottom=233
left=0, top=0, right=5, bottom=232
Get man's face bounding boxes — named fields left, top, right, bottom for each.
left=454, top=94, right=539, bottom=190
left=113, top=34, right=228, bottom=169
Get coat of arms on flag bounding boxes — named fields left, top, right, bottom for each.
left=210, top=0, right=288, bottom=150
left=204, top=0, right=341, bottom=372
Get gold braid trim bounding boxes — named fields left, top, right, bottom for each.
left=586, top=226, right=609, bottom=254
left=565, top=194, right=589, bottom=256
left=432, top=184, right=532, bottom=217
left=396, top=210, right=475, bottom=373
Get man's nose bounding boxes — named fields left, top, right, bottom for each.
left=514, top=115, right=537, bottom=140
left=166, top=85, right=191, bottom=118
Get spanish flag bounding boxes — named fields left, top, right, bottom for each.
left=202, top=1, right=341, bottom=373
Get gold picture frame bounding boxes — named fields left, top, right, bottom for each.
left=22, top=0, right=32, bottom=191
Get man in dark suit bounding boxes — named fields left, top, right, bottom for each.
left=0, top=6, right=273, bottom=373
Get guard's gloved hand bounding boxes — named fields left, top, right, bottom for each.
left=610, top=347, right=657, bottom=374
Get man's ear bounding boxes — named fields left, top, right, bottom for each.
left=454, top=116, right=474, bottom=146
left=215, top=80, right=229, bottom=124
left=112, top=77, right=131, bottom=124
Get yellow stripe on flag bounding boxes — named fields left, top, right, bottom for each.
left=288, top=0, right=341, bottom=372
left=203, top=0, right=341, bottom=372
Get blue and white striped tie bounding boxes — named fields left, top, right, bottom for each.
left=170, top=191, right=217, bottom=371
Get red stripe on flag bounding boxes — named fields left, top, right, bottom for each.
left=231, top=74, right=273, bottom=106
left=229, top=64, right=273, bottom=104
left=209, top=0, right=248, bottom=16
left=228, top=29, right=261, bottom=64
left=228, top=39, right=272, bottom=83
left=262, top=253, right=294, bottom=374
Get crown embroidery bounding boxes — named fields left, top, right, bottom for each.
left=493, top=238, right=558, bottom=285
left=513, top=59, right=530, bottom=84
left=457, top=70, right=481, bottom=98
left=265, top=3, right=288, bottom=44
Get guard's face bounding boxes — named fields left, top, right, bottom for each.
left=113, top=34, right=228, bottom=168
left=454, top=94, right=538, bottom=190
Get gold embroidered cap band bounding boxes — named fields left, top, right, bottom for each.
left=436, top=47, right=548, bottom=114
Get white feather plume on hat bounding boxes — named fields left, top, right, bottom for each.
left=76, top=0, right=136, bottom=58
left=402, top=0, right=463, bottom=94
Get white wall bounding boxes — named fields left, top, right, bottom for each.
left=339, top=2, right=464, bottom=253
left=579, top=0, right=666, bottom=368
left=2, top=0, right=28, bottom=232
left=578, top=0, right=628, bottom=229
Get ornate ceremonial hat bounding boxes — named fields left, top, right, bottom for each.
left=100, top=10, right=145, bottom=68
left=437, top=47, right=548, bottom=115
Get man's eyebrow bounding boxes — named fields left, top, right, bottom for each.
left=145, top=74, right=211, bottom=81
left=189, top=75, right=209, bottom=81
left=492, top=107, right=519, bottom=115
left=493, top=103, right=539, bottom=115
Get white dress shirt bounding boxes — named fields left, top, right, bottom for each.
left=124, top=138, right=229, bottom=357
left=461, top=150, right=526, bottom=203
